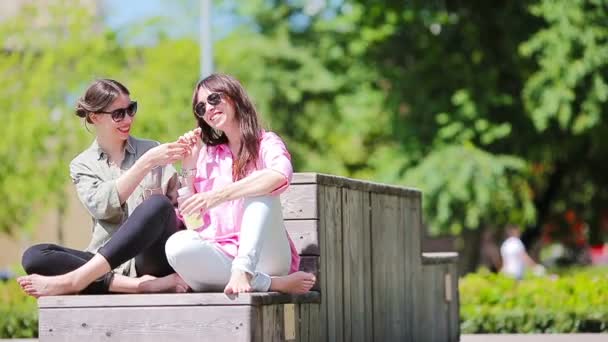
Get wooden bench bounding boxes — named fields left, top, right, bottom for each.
left=38, top=173, right=459, bottom=341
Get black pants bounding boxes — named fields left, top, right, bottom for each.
left=21, top=195, right=180, bottom=294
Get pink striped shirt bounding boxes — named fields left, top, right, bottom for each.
left=192, top=131, right=299, bottom=273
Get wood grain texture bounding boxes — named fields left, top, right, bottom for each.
left=414, top=264, right=452, bottom=342
left=261, top=304, right=283, bottom=341
left=448, top=262, right=460, bottom=342
left=319, top=185, right=343, bottom=342
left=281, top=184, right=318, bottom=220
left=283, top=304, right=297, bottom=341
left=371, top=192, right=409, bottom=341
left=39, top=306, right=255, bottom=342
left=292, top=173, right=318, bottom=184
left=292, top=172, right=422, bottom=197
left=285, top=220, right=319, bottom=256
left=298, top=303, right=310, bottom=342
left=307, top=303, right=321, bottom=342
left=315, top=173, right=421, bottom=197
left=403, top=195, right=421, bottom=342
left=38, top=292, right=320, bottom=308
left=341, top=188, right=373, bottom=342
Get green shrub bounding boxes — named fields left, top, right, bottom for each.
left=0, top=280, right=38, bottom=338
left=460, top=267, right=608, bottom=333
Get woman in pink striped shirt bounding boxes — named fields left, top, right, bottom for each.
left=166, top=74, right=316, bottom=294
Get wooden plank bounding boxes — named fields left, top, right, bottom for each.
left=371, top=192, right=408, bottom=341
left=292, top=173, right=318, bottom=184
left=406, top=195, right=425, bottom=342
left=406, top=195, right=422, bottom=264
left=251, top=291, right=320, bottom=306
left=416, top=264, right=432, bottom=342
left=415, top=264, right=451, bottom=342
left=285, top=220, right=319, bottom=256
left=262, top=304, right=283, bottom=341
left=411, top=268, right=422, bottom=341
left=298, top=303, right=310, bottom=342
left=438, top=265, right=450, bottom=342
left=427, top=265, right=440, bottom=342
left=38, top=292, right=320, bottom=308
left=284, top=304, right=297, bottom=341
left=315, top=173, right=421, bottom=197
left=281, top=184, right=318, bottom=220
left=421, top=252, right=459, bottom=265
left=293, top=173, right=423, bottom=198
left=401, top=195, right=418, bottom=341
left=448, top=262, right=460, bottom=342
left=341, top=188, right=372, bottom=342
left=307, top=303, right=321, bottom=342
left=319, top=185, right=343, bottom=342
left=39, top=306, right=254, bottom=342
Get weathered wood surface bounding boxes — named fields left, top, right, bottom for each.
left=342, top=188, right=373, bottom=342
left=38, top=173, right=459, bottom=342
left=412, top=258, right=460, bottom=342
left=318, top=185, right=343, bottom=342
left=293, top=173, right=420, bottom=197
left=40, top=306, right=256, bottom=342
left=448, top=262, right=460, bottom=342
left=260, top=304, right=283, bottom=341
left=281, top=184, right=317, bottom=220
left=371, top=192, right=411, bottom=341
left=285, top=220, right=319, bottom=256
left=39, top=292, right=320, bottom=308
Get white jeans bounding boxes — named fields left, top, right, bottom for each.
left=165, top=196, right=291, bottom=292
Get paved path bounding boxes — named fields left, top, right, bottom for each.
left=462, top=334, right=608, bottom=341
left=4, top=334, right=608, bottom=341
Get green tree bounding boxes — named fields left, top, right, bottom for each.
left=234, top=0, right=608, bottom=269
left=0, top=1, right=125, bottom=236
left=520, top=0, right=608, bottom=245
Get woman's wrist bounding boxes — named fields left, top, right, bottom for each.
left=212, top=186, right=230, bottom=205
left=136, top=154, right=155, bottom=173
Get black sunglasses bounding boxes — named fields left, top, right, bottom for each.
left=97, top=101, right=138, bottom=122
left=194, top=92, right=222, bottom=118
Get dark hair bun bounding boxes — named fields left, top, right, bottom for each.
left=75, top=100, right=92, bottom=123
left=75, top=107, right=87, bottom=118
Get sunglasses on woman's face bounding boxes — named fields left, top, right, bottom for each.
left=97, top=101, right=138, bottom=122
left=194, top=92, right=222, bottom=118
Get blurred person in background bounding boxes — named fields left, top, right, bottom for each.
left=500, top=224, right=544, bottom=280
left=18, top=79, right=190, bottom=297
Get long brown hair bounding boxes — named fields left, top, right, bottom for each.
left=75, top=79, right=130, bottom=123
left=192, top=74, right=261, bottom=181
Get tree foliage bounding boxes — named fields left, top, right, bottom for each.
left=0, top=2, right=124, bottom=234
left=0, top=0, right=606, bottom=248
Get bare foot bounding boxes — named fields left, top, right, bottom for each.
left=269, top=271, right=316, bottom=295
left=17, top=274, right=77, bottom=298
left=138, top=273, right=190, bottom=293
left=224, top=270, right=253, bottom=294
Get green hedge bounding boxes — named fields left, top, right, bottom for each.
left=460, top=267, right=608, bottom=333
left=3, top=267, right=608, bottom=337
left=0, top=280, right=37, bottom=338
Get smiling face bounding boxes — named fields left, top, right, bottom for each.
left=91, top=93, right=134, bottom=141
left=196, top=86, right=237, bottom=133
